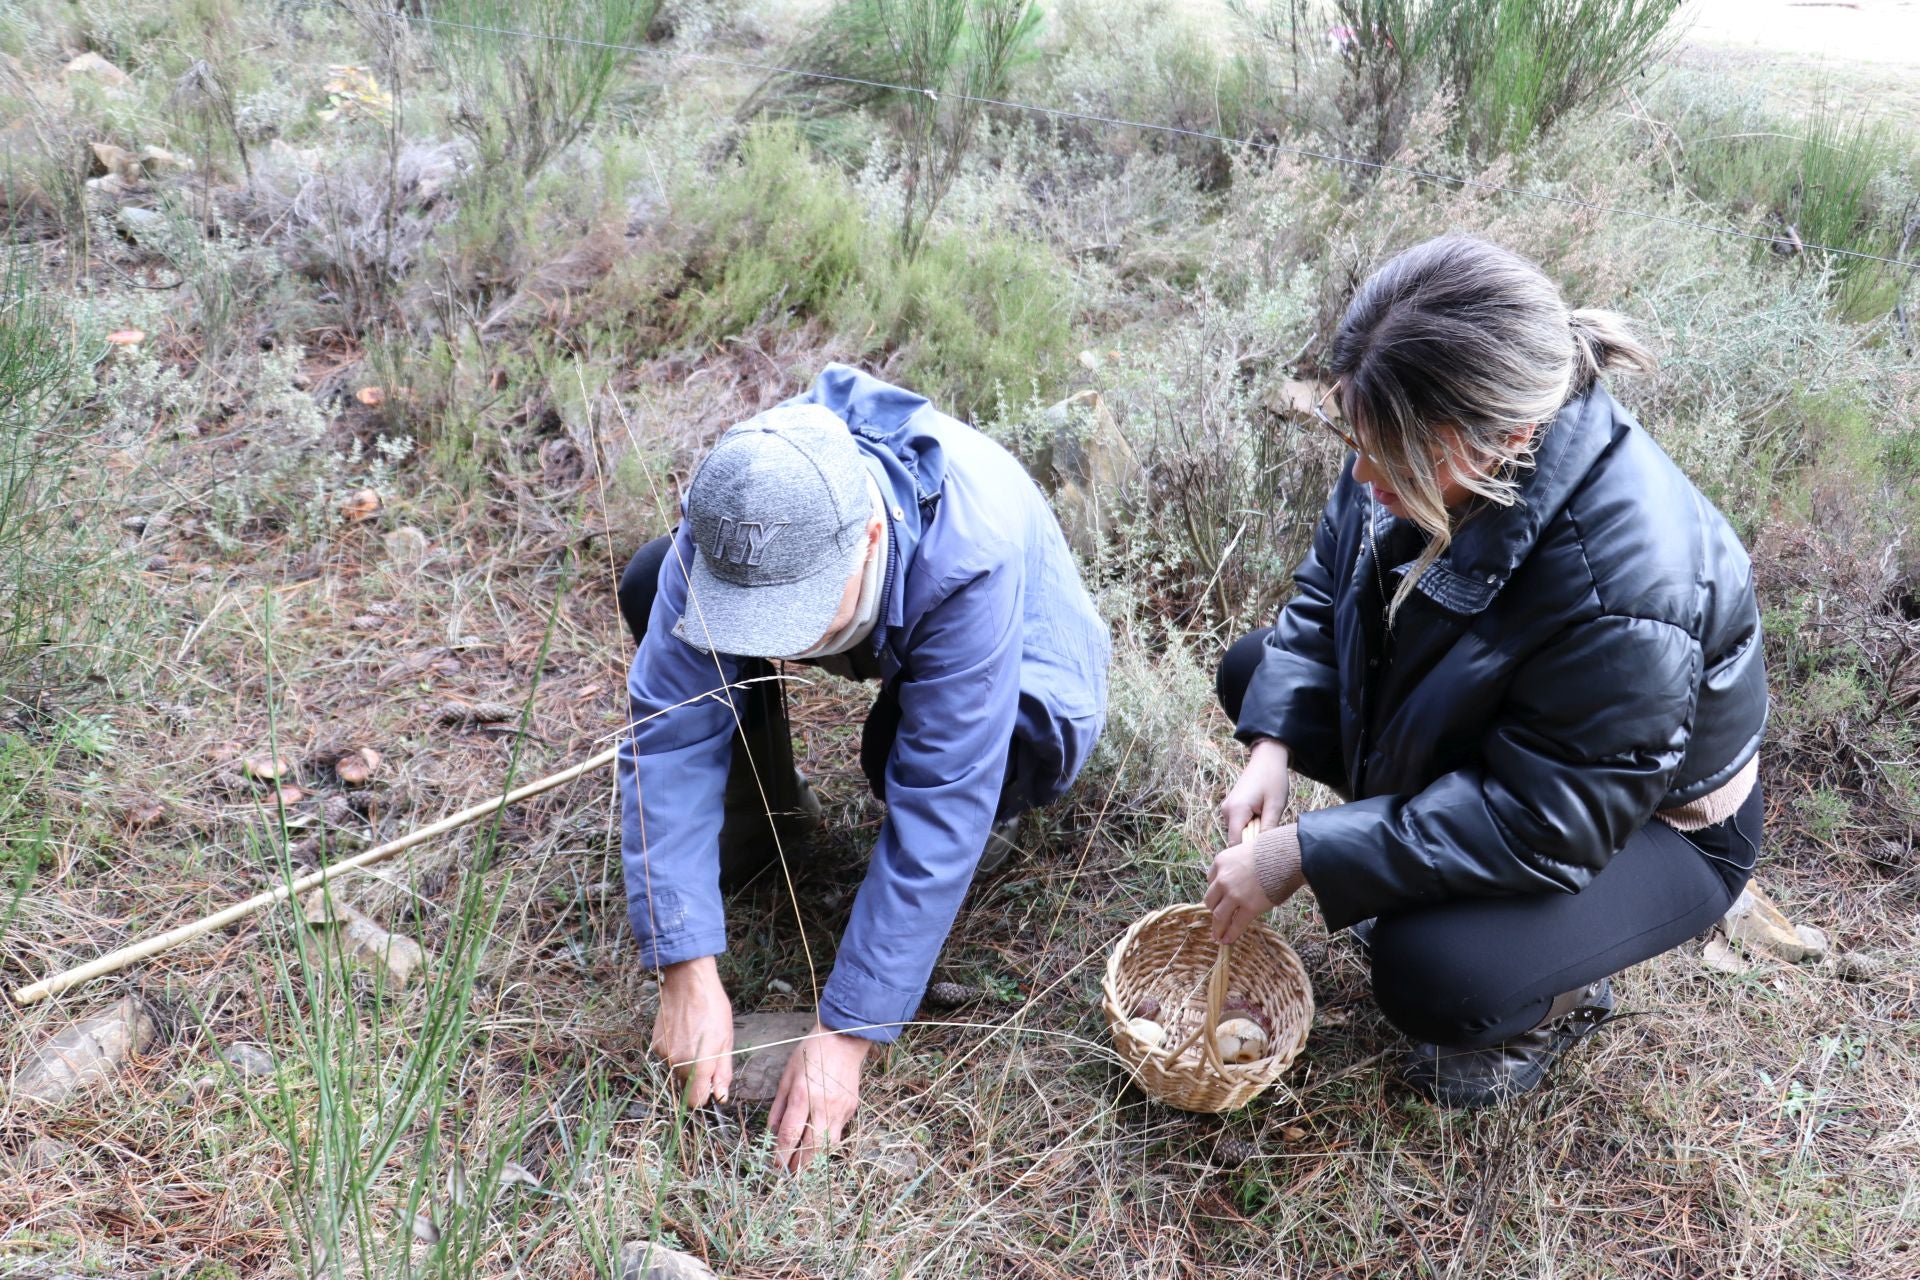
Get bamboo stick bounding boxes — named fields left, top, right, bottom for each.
left=10, top=744, right=623, bottom=1006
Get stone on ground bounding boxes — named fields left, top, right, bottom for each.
left=63, top=51, right=132, bottom=88
left=220, top=1041, right=277, bottom=1077
left=852, top=1130, right=928, bottom=1179
left=1720, top=882, right=1820, bottom=963
left=619, top=1241, right=719, bottom=1280
left=301, top=887, right=426, bottom=988
left=1700, top=936, right=1750, bottom=975
left=726, top=1011, right=818, bottom=1104
left=12, top=995, right=157, bottom=1106
left=1033, top=390, right=1139, bottom=560
left=1793, top=923, right=1831, bottom=963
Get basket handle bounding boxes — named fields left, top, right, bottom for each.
left=1169, top=818, right=1260, bottom=1074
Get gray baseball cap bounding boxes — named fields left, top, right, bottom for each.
left=672, top=403, right=873, bottom=657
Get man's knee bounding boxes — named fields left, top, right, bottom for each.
left=1369, top=916, right=1536, bottom=1048
left=619, top=534, right=675, bottom=647
left=1216, top=627, right=1273, bottom=724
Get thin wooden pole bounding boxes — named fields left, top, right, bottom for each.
left=10, top=744, right=622, bottom=1006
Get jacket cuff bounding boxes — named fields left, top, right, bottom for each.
left=631, top=929, right=727, bottom=971
left=1252, top=823, right=1302, bottom=904
left=818, top=960, right=922, bottom=1044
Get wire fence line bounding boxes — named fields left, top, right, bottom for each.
left=302, top=0, right=1920, bottom=272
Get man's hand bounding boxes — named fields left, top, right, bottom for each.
left=1220, top=738, right=1292, bottom=841
left=652, top=957, right=735, bottom=1108
left=768, top=1022, right=872, bottom=1173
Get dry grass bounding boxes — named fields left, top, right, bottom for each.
left=6, top=350, right=1917, bottom=1274
left=4, top=0, right=1920, bottom=1276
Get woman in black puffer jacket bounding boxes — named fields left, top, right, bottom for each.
left=1204, top=235, right=1767, bottom=1108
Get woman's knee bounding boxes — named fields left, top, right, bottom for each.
left=1369, top=917, right=1542, bottom=1048
left=1216, top=627, right=1274, bottom=723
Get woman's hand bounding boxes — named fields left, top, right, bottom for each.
left=1220, top=738, right=1292, bottom=841
left=1205, top=836, right=1303, bottom=945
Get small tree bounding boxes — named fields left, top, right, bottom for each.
left=437, top=0, right=660, bottom=181
left=741, top=0, right=1041, bottom=256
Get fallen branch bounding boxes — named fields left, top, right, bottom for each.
left=10, top=744, right=621, bottom=1006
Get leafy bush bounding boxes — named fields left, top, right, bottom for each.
left=617, top=123, right=1076, bottom=415
left=1038, top=0, right=1291, bottom=180
left=436, top=0, right=660, bottom=182
left=1317, top=0, right=1685, bottom=158
left=741, top=0, right=1043, bottom=251
left=1663, top=94, right=1917, bottom=321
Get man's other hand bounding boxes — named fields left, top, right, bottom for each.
left=653, top=956, right=735, bottom=1107
left=769, top=1023, right=872, bottom=1172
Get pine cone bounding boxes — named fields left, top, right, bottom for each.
left=924, top=981, right=985, bottom=1009
left=1212, top=1136, right=1259, bottom=1168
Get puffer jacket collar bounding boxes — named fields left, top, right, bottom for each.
left=1400, top=386, right=1618, bottom=615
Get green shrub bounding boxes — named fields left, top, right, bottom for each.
left=645, top=123, right=1076, bottom=415
left=0, top=249, right=95, bottom=681
left=437, top=0, right=661, bottom=182
left=1666, top=97, right=1915, bottom=320
left=741, top=0, right=1044, bottom=252
left=1039, top=0, right=1291, bottom=179
left=1317, top=0, right=1685, bottom=158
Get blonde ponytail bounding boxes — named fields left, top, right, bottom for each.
left=1568, top=307, right=1657, bottom=394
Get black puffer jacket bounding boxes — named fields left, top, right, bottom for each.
left=1237, top=383, right=1767, bottom=931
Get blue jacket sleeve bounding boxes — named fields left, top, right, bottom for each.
left=619, top=523, right=741, bottom=969
left=818, top=553, right=1024, bottom=1042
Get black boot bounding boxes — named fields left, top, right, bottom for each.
left=1400, top=978, right=1617, bottom=1109
left=975, top=814, right=1024, bottom=875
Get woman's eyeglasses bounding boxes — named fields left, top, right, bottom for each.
left=1308, top=382, right=1362, bottom=453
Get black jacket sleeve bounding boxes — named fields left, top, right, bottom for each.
left=1297, top=611, right=1700, bottom=931
left=1234, top=485, right=1349, bottom=791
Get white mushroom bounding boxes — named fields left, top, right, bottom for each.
left=1125, top=1017, right=1167, bottom=1049
left=1214, top=1017, right=1270, bottom=1064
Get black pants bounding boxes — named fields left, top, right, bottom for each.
left=1219, top=628, right=1758, bottom=1049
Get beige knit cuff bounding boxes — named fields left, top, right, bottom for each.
left=1251, top=823, right=1302, bottom=905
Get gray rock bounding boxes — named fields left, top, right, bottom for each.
left=220, top=1041, right=276, bottom=1078
left=1032, top=390, right=1139, bottom=561
left=1700, top=937, right=1750, bottom=976
left=853, top=1131, right=928, bottom=1179
left=1721, top=883, right=1814, bottom=963
left=63, top=51, right=132, bottom=88
left=384, top=526, right=429, bottom=566
left=22, top=1143, right=74, bottom=1174
left=12, top=995, right=158, bottom=1106
left=1794, top=924, right=1831, bottom=964
left=301, top=888, right=427, bottom=989
left=618, top=1241, right=718, bottom=1280
left=727, top=1012, right=818, bottom=1105
left=115, top=205, right=166, bottom=240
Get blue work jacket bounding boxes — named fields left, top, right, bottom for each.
left=618, top=365, right=1110, bottom=1041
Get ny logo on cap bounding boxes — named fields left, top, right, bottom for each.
left=709, top=517, right=791, bottom=567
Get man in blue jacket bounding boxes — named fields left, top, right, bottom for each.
left=616, top=365, right=1109, bottom=1170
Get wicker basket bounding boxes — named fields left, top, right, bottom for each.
left=1102, top=903, right=1314, bottom=1113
